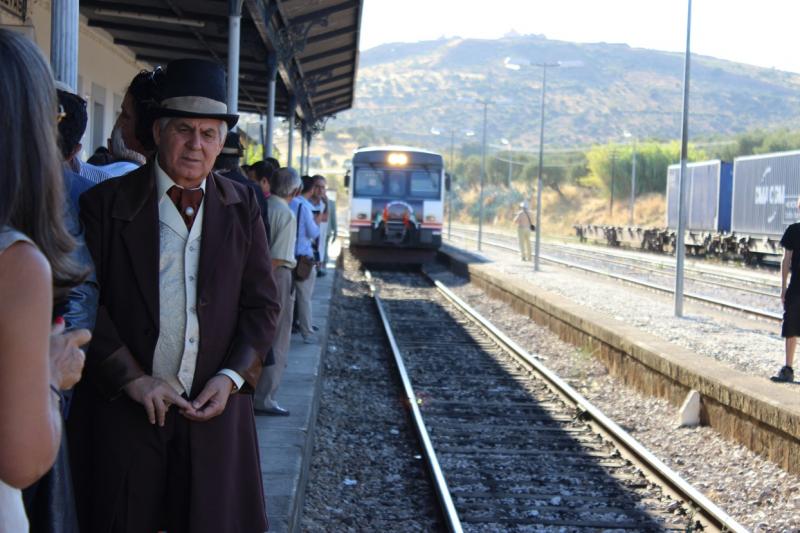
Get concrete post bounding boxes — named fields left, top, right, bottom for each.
left=50, top=0, right=79, bottom=91
left=227, top=0, right=243, bottom=120
left=265, top=52, right=278, bottom=159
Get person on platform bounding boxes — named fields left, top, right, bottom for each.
left=308, top=175, right=330, bottom=275
left=324, top=191, right=338, bottom=266
left=214, top=131, right=271, bottom=242
left=290, top=176, right=320, bottom=344
left=55, top=85, right=112, bottom=185
left=248, top=160, right=273, bottom=199
left=513, top=202, right=535, bottom=262
left=255, top=167, right=301, bottom=416
left=95, top=123, right=147, bottom=177
left=773, top=200, right=800, bottom=383
left=69, top=58, right=280, bottom=533
left=116, top=67, right=166, bottom=160
left=0, top=28, right=90, bottom=532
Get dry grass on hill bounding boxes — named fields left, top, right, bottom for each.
left=462, top=185, right=666, bottom=239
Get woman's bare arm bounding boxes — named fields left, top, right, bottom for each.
left=0, top=241, right=61, bottom=488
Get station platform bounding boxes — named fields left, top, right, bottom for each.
left=255, top=260, right=335, bottom=533
left=437, top=239, right=800, bottom=475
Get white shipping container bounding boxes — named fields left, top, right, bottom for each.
left=732, top=151, right=800, bottom=237
left=666, top=160, right=730, bottom=232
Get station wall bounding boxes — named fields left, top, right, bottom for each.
left=1, top=1, right=147, bottom=160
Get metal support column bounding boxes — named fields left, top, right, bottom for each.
left=265, top=52, right=278, bottom=159
left=674, top=0, right=693, bottom=317
left=227, top=0, right=243, bottom=120
left=306, top=129, right=313, bottom=174
left=50, top=0, right=79, bottom=91
left=287, top=96, right=296, bottom=170
left=259, top=114, right=265, bottom=159
left=299, top=122, right=306, bottom=175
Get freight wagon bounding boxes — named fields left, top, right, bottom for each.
left=731, top=150, right=800, bottom=260
left=575, top=152, right=800, bottom=264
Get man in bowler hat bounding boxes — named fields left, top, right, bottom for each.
left=70, top=58, right=280, bottom=532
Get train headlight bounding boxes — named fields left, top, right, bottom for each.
left=425, top=215, right=437, bottom=222
left=356, top=213, right=368, bottom=220
left=387, top=152, right=408, bottom=166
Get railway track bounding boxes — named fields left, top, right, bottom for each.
left=452, top=225, right=778, bottom=292
left=447, top=227, right=782, bottom=323
left=366, top=268, right=746, bottom=532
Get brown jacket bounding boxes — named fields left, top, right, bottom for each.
left=70, top=162, right=279, bottom=532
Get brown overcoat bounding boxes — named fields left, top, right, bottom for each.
left=69, top=162, right=280, bottom=532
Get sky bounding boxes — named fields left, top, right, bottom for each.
left=360, top=0, right=800, bottom=73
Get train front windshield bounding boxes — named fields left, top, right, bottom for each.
left=354, top=169, right=442, bottom=199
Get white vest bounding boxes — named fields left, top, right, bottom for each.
left=151, top=190, right=204, bottom=395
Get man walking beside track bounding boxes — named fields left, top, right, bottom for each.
left=69, top=58, right=280, bottom=533
left=773, top=198, right=800, bottom=383
left=513, top=202, right=535, bottom=262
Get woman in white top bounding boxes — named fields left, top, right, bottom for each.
left=0, top=29, right=91, bottom=531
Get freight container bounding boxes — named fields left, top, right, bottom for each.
left=731, top=150, right=800, bottom=237
left=666, top=160, right=733, bottom=232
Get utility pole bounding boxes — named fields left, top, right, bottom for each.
left=630, top=141, right=637, bottom=225
left=675, top=0, right=693, bottom=317
left=508, top=147, right=513, bottom=186
left=533, top=64, right=549, bottom=271
left=609, top=149, right=616, bottom=216
left=449, top=129, right=455, bottom=240
left=478, top=100, right=488, bottom=251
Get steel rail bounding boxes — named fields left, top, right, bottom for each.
left=552, top=241, right=779, bottom=289
left=540, top=243, right=777, bottom=298
left=451, top=224, right=778, bottom=292
left=365, top=270, right=463, bottom=533
left=425, top=271, right=749, bottom=533
left=449, top=230, right=782, bottom=323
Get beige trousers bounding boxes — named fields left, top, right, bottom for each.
left=255, top=267, right=294, bottom=408
left=294, top=264, right=317, bottom=337
left=517, top=226, right=532, bottom=261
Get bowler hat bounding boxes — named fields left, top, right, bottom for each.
left=152, top=58, right=238, bottom=128
left=221, top=131, right=243, bottom=157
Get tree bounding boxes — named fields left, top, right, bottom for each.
left=585, top=141, right=707, bottom=197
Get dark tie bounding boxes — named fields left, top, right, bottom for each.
left=167, top=185, right=204, bottom=230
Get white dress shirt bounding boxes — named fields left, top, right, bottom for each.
left=152, top=161, right=244, bottom=394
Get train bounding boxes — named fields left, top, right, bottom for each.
left=575, top=149, right=800, bottom=264
left=346, top=146, right=449, bottom=250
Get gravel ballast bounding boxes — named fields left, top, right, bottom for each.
left=447, top=233, right=787, bottom=381
left=301, top=257, right=443, bottom=532
left=428, top=257, right=800, bottom=532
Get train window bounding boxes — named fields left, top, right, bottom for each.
left=388, top=172, right=406, bottom=196
left=354, top=169, right=385, bottom=196
left=409, top=171, right=441, bottom=198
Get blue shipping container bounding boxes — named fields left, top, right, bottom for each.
left=666, top=160, right=733, bottom=232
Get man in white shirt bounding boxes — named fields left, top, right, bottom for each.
left=255, top=167, right=301, bottom=415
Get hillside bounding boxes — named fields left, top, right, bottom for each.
left=329, top=35, right=800, bottom=151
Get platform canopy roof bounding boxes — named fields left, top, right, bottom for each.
left=80, top=0, right=362, bottom=127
